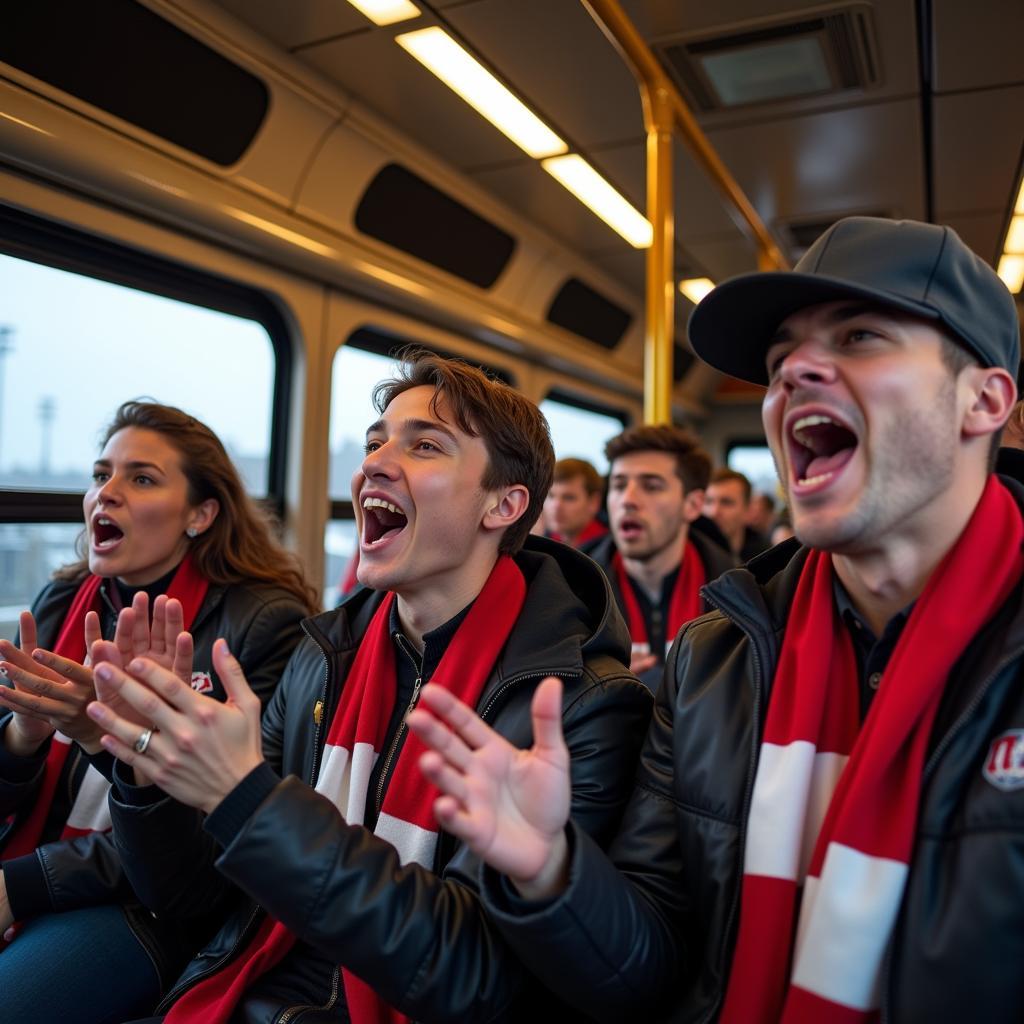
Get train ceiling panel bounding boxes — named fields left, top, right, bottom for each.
left=442, top=0, right=644, bottom=158
left=931, top=0, right=1024, bottom=93
left=211, top=0, right=370, bottom=51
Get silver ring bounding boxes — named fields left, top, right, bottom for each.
left=133, top=728, right=153, bottom=755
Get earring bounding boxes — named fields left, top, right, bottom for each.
left=186, top=527, right=198, bottom=539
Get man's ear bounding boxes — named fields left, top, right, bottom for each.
left=482, top=485, right=531, bottom=535
left=586, top=491, right=602, bottom=518
left=682, top=488, right=705, bottom=523
left=961, top=366, right=1016, bottom=439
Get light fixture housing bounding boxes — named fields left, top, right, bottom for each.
left=541, top=155, right=652, bottom=248
left=396, top=27, right=567, bottom=159
left=344, top=0, right=420, bottom=27
left=679, top=277, right=716, bottom=304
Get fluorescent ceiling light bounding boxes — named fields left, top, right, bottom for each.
left=679, top=277, right=716, bottom=304
left=396, top=27, right=567, bottom=159
left=541, top=155, right=652, bottom=248
left=345, top=0, right=420, bottom=26
left=997, top=254, right=1024, bottom=294
left=1005, top=214, right=1024, bottom=254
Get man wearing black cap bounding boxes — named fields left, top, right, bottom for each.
left=407, top=217, right=1024, bottom=1022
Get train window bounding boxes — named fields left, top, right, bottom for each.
left=726, top=442, right=780, bottom=496
left=546, top=278, right=633, bottom=350
left=0, top=236, right=285, bottom=640
left=3, top=2, right=268, bottom=166
left=354, top=164, right=516, bottom=289
left=540, top=390, right=628, bottom=475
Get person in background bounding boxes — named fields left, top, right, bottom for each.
left=0, top=400, right=315, bottom=1024
left=746, top=489, right=777, bottom=535
left=585, top=425, right=734, bottom=691
left=543, top=457, right=607, bottom=547
left=703, top=467, right=771, bottom=561
left=408, top=216, right=1024, bottom=1023
left=86, top=353, right=650, bottom=1023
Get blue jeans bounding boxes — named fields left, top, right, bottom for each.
left=0, top=904, right=161, bottom=1023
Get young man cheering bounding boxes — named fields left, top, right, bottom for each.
left=408, top=218, right=1024, bottom=1023
left=87, top=353, right=650, bottom=1023
left=585, top=425, right=734, bottom=690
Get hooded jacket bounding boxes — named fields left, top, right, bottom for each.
left=482, top=479, right=1024, bottom=1023
left=109, top=537, right=652, bottom=1023
left=0, top=576, right=307, bottom=983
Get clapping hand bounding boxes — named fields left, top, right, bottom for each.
left=0, top=594, right=193, bottom=756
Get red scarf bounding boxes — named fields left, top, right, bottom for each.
left=550, top=518, right=607, bottom=547
left=612, top=539, right=705, bottom=660
left=3, top=555, right=208, bottom=859
left=721, top=476, right=1024, bottom=1023
left=166, top=555, right=527, bottom=1024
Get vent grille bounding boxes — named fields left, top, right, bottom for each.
left=657, top=5, right=880, bottom=114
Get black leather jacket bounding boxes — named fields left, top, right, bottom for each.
left=483, top=482, right=1024, bottom=1023
left=0, top=575, right=307, bottom=985
left=110, top=538, right=652, bottom=1023
left=584, top=528, right=736, bottom=692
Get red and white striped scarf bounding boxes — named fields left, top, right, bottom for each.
left=165, top=554, right=527, bottom=1024
left=613, top=538, right=705, bottom=662
left=3, top=556, right=207, bottom=858
left=721, top=476, right=1024, bottom=1023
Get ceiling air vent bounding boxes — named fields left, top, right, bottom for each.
left=656, top=5, right=880, bottom=113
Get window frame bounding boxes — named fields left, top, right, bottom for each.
left=0, top=203, right=293, bottom=525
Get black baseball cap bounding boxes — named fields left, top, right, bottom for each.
left=688, top=217, right=1020, bottom=386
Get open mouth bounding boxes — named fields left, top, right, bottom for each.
left=362, top=496, right=409, bottom=547
left=92, top=515, right=124, bottom=550
left=617, top=517, right=645, bottom=540
left=788, top=413, right=858, bottom=488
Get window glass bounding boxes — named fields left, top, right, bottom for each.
left=0, top=252, right=276, bottom=494
left=727, top=444, right=780, bottom=495
left=328, top=344, right=399, bottom=500
left=323, top=519, right=359, bottom=611
left=0, top=522, right=82, bottom=640
left=539, top=396, right=624, bottom=475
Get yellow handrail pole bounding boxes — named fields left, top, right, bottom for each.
left=642, top=80, right=675, bottom=425
left=581, top=0, right=789, bottom=272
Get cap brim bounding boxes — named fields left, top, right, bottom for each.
left=687, top=272, right=943, bottom=386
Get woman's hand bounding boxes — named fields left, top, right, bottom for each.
left=0, top=612, right=61, bottom=756
left=0, top=594, right=193, bottom=757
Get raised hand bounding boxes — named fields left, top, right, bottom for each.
left=0, top=596, right=193, bottom=755
left=406, top=676, right=572, bottom=899
left=87, top=639, right=264, bottom=814
left=0, top=612, right=62, bottom=755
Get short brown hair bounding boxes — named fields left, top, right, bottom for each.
left=604, top=425, right=711, bottom=494
left=374, top=349, right=554, bottom=555
left=552, top=457, right=603, bottom=496
left=709, top=467, right=752, bottom=503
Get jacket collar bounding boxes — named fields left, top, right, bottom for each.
left=301, top=535, right=630, bottom=709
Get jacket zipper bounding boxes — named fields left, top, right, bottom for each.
left=696, top=592, right=771, bottom=1024
left=277, top=966, right=341, bottom=1024
left=155, top=905, right=263, bottom=1013
left=878, top=645, right=1024, bottom=1022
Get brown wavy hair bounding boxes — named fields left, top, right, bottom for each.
left=55, top=401, right=318, bottom=613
